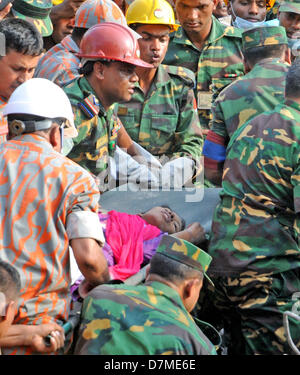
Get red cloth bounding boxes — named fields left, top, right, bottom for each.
left=105, top=210, right=161, bottom=280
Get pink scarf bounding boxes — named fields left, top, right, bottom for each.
left=105, top=210, right=161, bottom=280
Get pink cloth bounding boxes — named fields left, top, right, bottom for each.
left=106, top=210, right=161, bottom=280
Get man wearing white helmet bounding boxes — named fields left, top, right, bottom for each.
left=34, top=0, right=131, bottom=87
left=0, top=78, right=109, bottom=355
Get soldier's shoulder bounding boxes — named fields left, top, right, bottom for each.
left=216, top=19, right=242, bottom=39
left=64, top=79, right=101, bottom=119
left=162, top=64, right=195, bottom=88
left=63, top=78, right=83, bottom=101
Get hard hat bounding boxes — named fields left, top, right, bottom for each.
left=77, top=22, right=153, bottom=68
left=75, top=0, right=127, bottom=29
left=4, top=78, right=77, bottom=138
left=125, top=0, right=179, bottom=32
left=223, top=0, right=276, bottom=10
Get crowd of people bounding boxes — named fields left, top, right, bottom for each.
left=0, top=0, right=300, bottom=356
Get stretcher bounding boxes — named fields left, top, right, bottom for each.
left=99, top=186, right=222, bottom=233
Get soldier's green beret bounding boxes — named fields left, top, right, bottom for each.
left=242, top=25, right=288, bottom=51
left=156, top=235, right=214, bottom=286
left=279, top=0, right=300, bottom=15
left=12, top=0, right=53, bottom=37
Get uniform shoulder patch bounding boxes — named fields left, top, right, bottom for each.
left=77, top=94, right=99, bottom=119
left=162, top=64, right=195, bottom=88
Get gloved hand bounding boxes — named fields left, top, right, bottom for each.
left=109, top=146, right=159, bottom=190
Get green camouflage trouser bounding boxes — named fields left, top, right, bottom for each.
left=203, top=269, right=300, bottom=355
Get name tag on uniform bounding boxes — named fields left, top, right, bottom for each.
left=197, top=91, right=213, bottom=110
left=117, top=106, right=128, bottom=116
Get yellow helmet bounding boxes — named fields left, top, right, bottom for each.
left=125, top=0, right=180, bottom=33
left=223, top=0, right=276, bottom=10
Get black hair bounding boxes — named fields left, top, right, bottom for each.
left=285, top=57, right=300, bottom=98
left=71, top=26, right=88, bottom=43
left=0, top=261, right=21, bottom=302
left=78, top=59, right=112, bottom=76
left=149, top=253, right=203, bottom=284
left=0, top=18, right=43, bottom=56
left=243, top=44, right=287, bottom=66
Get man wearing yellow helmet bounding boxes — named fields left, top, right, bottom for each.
left=119, top=0, right=204, bottom=188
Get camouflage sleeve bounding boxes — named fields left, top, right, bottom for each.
left=172, top=85, right=203, bottom=163
left=34, top=60, right=79, bottom=87
left=209, top=94, right=230, bottom=142
left=65, top=105, right=104, bottom=175
left=70, top=105, right=98, bottom=145
left=291, top=159, right=300, bottom=214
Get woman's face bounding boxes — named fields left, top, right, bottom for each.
left=141, top=206, right=183, bottom=234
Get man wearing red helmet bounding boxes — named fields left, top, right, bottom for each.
left=63, top=22, right=153, bottom=192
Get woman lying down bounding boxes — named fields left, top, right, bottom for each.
left=70, top=205, right=206, bottom=299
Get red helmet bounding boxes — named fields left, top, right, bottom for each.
left=77, top=22, right=153, bottom=68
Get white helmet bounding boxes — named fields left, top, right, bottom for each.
left=4, top=78, right=77, bottom=138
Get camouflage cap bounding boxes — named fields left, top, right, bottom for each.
left=75, top=0, right=127, bottom=29
left=242, top=25, right=288, bottom=51
left=12, top=0, right=53, bottom=37
left=279, top=0, right=300, bottom=15
left=156, top=235, right=214, bottom=286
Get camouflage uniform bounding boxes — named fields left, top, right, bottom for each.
left=117, top=64, right=203, bottom=165
left=74, top=235, right=217, bottom=355
left=63, top=76, right=121, bottom=179
left=34, top=35, right=80, bottom=87
left=206, top=100, right=300, bottom=355
left=203, top=26, right=289, bottom=171
left=163, top=16, right=244, bottom=131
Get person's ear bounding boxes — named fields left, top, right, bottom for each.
left=49, top=126, right=61, bottom=152
left=93, top=61, right=106, bottom=80
left=5, top=301, right=16, bottom=322
left=183, top=278, right=202, bottom=298
left=285, top=46, right=292, bottom=65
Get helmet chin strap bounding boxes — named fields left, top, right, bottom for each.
left=8, top=119, right=53, bottom=136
